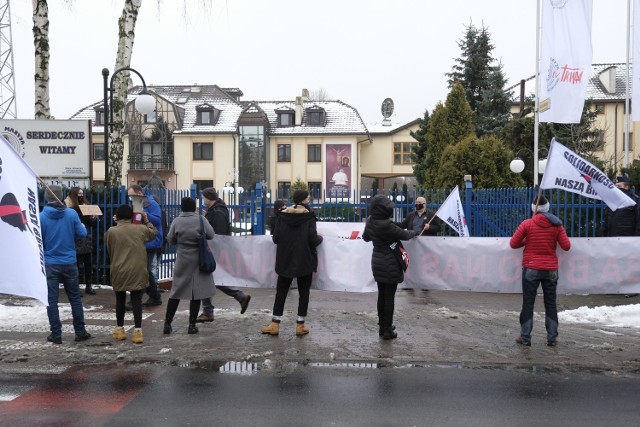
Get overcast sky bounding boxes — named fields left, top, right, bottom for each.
left=8, top=0, right=630, bottom=125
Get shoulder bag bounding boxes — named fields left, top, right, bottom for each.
left=198, top=215, right=216, bottom=273
left=389, top=240, right=409, bottom=272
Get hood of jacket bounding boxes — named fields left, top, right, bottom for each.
left=42, top=202, right=67, bottom=220
left=279, top=204, right=314, bottom=227
left=532, top=212, right=562, bottom=227
left=369, top=195, right=394, bottom=220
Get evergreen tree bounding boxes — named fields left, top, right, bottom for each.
left=475, top=64, right=513, bottom=137
left=410, top=110, right=430, bottom=186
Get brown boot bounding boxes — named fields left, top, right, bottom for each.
left=296, top=322, right=309, bottom=336
left=261, top=321, right=280, bottom=335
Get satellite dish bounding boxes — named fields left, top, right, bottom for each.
left=381, top=98, right=394, bottom=118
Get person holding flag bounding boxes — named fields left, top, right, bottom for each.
left=603, top=176, right=640, bottom=237
left=434, top=186, right=470, bottom=237
left=396, top=196, right=441, bottom=236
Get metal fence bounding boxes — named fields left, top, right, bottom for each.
left=39, top=183, right=607, bottom=286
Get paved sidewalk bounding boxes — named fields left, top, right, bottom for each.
left=1, top=288, right=639, bottom=376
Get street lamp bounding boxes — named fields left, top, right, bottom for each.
left=510, top=148, right=549, bottom=177
left=102, top=67, right=155, bottom=185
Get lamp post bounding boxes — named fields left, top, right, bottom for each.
left=102, top=67, right=155, bottom=185
left=510, top=148, right=549, bottom=181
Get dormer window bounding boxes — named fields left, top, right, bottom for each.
left=306, top=107, right=325, bottom=126
left=278, top=112, right=294, bottom=127
left=95, top=109, right=105, bottom=126
left=196, top=105, right=220, bottom=125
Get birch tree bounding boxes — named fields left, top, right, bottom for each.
left=32, top=0, right=51, bottom=119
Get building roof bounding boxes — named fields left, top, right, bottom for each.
left=366, top=119, right=420, bottom=135
left=507, top=63, right=633, bottom=104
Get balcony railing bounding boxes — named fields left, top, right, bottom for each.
left=128, top=154, right=174, bottom=170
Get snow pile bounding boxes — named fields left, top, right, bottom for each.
left=559, top=304, right=640, bottom=328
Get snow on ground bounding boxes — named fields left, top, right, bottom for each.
left=558, top=304, right=640, bottom=328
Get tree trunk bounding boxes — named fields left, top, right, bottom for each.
left=108, top=0, right=142, bottom=186
left=32, top=0, right=51, bottom=120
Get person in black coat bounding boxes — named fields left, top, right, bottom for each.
left=396, top=196, right=441, bottom=236
left=603, top=176, right=640, bottom=237
left=362, top=195, right=417, bottom=339
left=268, top=199, right=286, bottom=234
left=261, top=190, right=323, bottom=337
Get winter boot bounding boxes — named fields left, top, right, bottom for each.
left=382, top=327, right=397, bottom=340
left=112, top=326, right=126, bottom=341
left=296, top=321, right=309, bottom=336
left=188, top=324, right=199, bottom=334
left=163, top=321, right=172, bottom=335
left=379, top=324, right=396, bottom=337
left=85, top=284, right=96, bottom=295
left=131, top=328, right=144, bottom=344
left=261, top=321, right=280, bottom=335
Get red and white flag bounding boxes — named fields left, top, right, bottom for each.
left=435, top=186, right=470, bottom=237
left=540, top=138, right=636, bottom=211
left=539, top=0, right=593, bottom=123
left=0, top=134, right=48, bottom=305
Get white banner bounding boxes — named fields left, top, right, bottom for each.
left=0, top=135, right=48, bottom=305
left=209, top=234, right=640, bottom=295
left=540, top=138, right=636, bottom=211
left=633, top=0, right=640, bottom=121
left=539, top=0, right=593, bottom=123
left=435, top=186, right=469, bottom=236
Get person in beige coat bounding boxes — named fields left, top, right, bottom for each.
left=163, top=197, right=215, bottom=335
left=105, top=204, right=157, bottom=344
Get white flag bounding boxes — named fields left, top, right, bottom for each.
left=434, top=186, right=470, bottom=237
left=632, top=0, right=640, bottom=121
left=0, top=134, right=48, bottom=305
left=539, top=0, right=593, bottom=123
left=540, top=138, right=636, bottom=211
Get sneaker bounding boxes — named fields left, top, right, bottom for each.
left=188, top=324, right=199, bottom=334
left=74, top=332, right=92, bottom=342
left=47, top=334, right=62, bottom=345
left=132, top=329, right=144, bottom=344
left=195, top=313, right=214, bottom=323
left=239, top=295, right=252, bottom=314
left=112, top=327, right=126, bottom=341
left=85, top=286, right=96, bottom=295
left=547, top=340, right=557, bottom=347
left=142, top=298, right=162, bottom=307
left=516, top=336, right=531, bottom=346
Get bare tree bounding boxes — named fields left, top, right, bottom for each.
left=309, top=88, right=330, bottom=101
left=32, top=0, right=51, bottom=119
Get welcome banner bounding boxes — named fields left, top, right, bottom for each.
left=539, top=0, right=593, bottom=123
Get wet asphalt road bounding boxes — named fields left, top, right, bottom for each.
left=1, top=363, right=639, bottom=427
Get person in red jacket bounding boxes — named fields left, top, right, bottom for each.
left=510, top=195, right=571, bottom=347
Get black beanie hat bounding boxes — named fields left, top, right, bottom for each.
left=181, top=196, right=196, bottom=212
left=202, top=187, right=218, bottom=200
left=293, top=190, right=309, bottom=205
left=116, top=204, right=133, bottom=220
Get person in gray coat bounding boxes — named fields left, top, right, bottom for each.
left=163, top=197, right=215, bottom=335
left=362, top=195, right=417, bottom=340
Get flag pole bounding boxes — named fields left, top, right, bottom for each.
left=420, top=189, right=455, bottom=236
left=534, top=0, right=542, bottom=186
left=625, top=0, right=632, bottom=168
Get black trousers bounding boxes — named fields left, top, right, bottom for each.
left=77, top=252, right=92, bottom=285
left=377, top=282, right=398, bottom=329
left=165, top=298, right=201, bottom=325
left=115, top=289, right=143, bottom=328
left=272, top=274, right=312, bottom=317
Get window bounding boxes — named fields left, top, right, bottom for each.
left=308, top=144, right=321, bottom=162
left=278, top=144, right=291, bottom=162
left=193, top=180, right=213, bottom=191
left=196, top=106, right=218, bottom=125
left=93, top=143, right=104, bottom=160
left=308, top=182, right=322, bottom=200
left=308, top=111, right=324, bottom=126
left=393, top=142, right=417, bottom=165
left=193, top=142, right=213, bottom=160
left=595, top=104, right=604, bottom=114
left=144, top=110, right=157, bottom=124
left=278, top=181, right=291, bottom=200
left=199, top=110, right=212, bottom=125
left=95, top=110, right=105, bottom=126
left=278, top=112, right=294, bottom=127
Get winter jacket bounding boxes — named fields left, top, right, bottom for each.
left=603, top=189, right=640, bottom=236
left=105, top=220, right=157, bottom=292
left=65, top=197, right=95, bottom=255
left=272, top=204, right=323, bottom=278
left=396, top=209, right=442, bottom=236
left=362, top=195, right=416, bottom=284
left=204, top=199, right=231, bottom=235
left=39, top=202, right=87, bottom=265
left=141, top=194, right=164, bottom=250
left=167, top=212, right=216, bottom=300
left=510, top=212, right=571, bottom=271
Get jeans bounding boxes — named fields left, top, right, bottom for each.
left=46, top=263, right=87, bottom=338
left=272, top=274, right=312, bottom=317
left=201, top=286, right=244, bottom=315
left=519, top=268, right=559, bottom=343
left=146, top=249, right=161, bottom=301
left=377, top=282, right=398, bottom=330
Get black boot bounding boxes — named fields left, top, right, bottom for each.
left=85, top=285, right=96, bottom=295
left=379, top=324, right=396, bottom=337
left=382, top=327, right=397, bottom=340
left=188, top=324, right=199, bottom=334
left=163, top=321, right=172, bottom=335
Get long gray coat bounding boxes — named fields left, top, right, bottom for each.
left=167, top=212, right=215, bottom=300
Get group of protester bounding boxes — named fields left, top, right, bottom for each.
left=39, top=175, right=638, bottom=346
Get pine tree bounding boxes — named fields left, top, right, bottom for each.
left=475, top=64, right=513, bottom=137
left=410, top=110, right=430, bottom=186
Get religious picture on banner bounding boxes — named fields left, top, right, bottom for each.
left=326, top=144, right=351, bottom=199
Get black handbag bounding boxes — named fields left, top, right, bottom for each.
left=198, top=215, right=216, bottom=273
left=390, top=240, right=409, bottom=272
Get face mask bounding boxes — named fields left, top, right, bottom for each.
left=78, top=196, right=84, bottom=202
left=416, top=203, right=425, bottom=210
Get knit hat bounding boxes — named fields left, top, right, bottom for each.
left=116, top=204, right=133, bottom=220
left=617, top=176, right=631, bottom=184
left=293, top=190, right=309, bottom=205
left=45, top=185, right=63, bottom=203
left=202, top=187, right=218, bottom=201
left=273, top=199, right=286, bottom=211
left=181, top=196, right=196, bottom=212
left=532, top=195, right=550, bottom=213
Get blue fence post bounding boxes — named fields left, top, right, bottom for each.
left=189, top=183, right=197, bottom=200
left=464, top=178, right=473, bottom=236
left=253, top=182, right=265, bottom=235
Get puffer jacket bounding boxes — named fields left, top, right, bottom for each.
left=272, top=204, right=323, bottom=278
left=362, top=195, right=416, bottom=284
left=510, top=212, right=571, bottom=271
